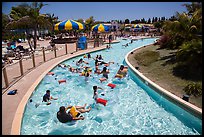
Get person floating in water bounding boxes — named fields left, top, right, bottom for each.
left=95, top=59, right=114, bottom=67
left=98, top=55, right=103, bottom=60
left=122, top=43, right=128, bottom=47
left=42, top=90, right=58, bottom=105
left=58, top=64, right=67, bottom=68
left=87, top=53, right=91, bottom=59
left=99, top=67, right=110, bottom=82
left=57, top=104, right=91, bottom=123
left=93, top=86, right=103, bottom=102
left=76, top=58, right=89, bottom=66
left=115, top=65, right=128, bottom=78
left=67, top=65, right=80, bottom=73
left=106, top=45, right=112, bottom=49
left=94, top=65, right=101, bottom=74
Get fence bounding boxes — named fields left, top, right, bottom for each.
left=2, top=38, right=105, bottom=92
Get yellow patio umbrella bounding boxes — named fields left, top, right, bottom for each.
left=54, top=19, right=85, bottom=31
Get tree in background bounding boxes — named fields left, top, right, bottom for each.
left=119, top=23, right=125, bottom=36
left=152, top=17, right=155, bottom=23
left=158, top=2, right=202, bottom=80
left=118, top=20, right=121, bottom=23
left=6, top=2, right=52, bottom=50
left=176, top=2, right=202, bottom=75
left=162, top=9, right=201, bottom=49
left=85, top=16, right=95, bottom=38
left=183, top=2, right=202, bottom=16
left=161, top=16, right=166, bottom=21
left=45, top=13, right=59, bottom=35
left=2, top=13, right=10, bottom=39
left=153, top=21, right=162, bottom=32
left=77, top=18, right=84, bottom=24
left=130, top=20, right=136, bottom=24
left=124, top=19, right=130, bottom=24
left=154, top=17, right=158, bottom=22
left=140, top=18, right=146, bottom=23
left=169, top=15, right=177, bottom=21
left=147, top=18, right=151, bottom=24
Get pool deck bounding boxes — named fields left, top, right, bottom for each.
left=2, top=40, right=119, bottom=135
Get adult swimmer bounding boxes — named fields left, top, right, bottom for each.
left=57, top=104, right=91, bottom=123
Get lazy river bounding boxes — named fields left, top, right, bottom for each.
left=21, top=38, right=202, bottom=135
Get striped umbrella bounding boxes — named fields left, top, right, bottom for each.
left=54, top=19, right=85, bottom=31
left=91, top=24, right=109, bottom=32
left=133, top=24, right=143, bottom=28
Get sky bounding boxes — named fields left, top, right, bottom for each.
left=2, top=2, right=190, bottom=22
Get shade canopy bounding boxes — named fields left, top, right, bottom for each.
left=133, top=24, right=143, bottom=28
left=54, top=19, right=85, bottom=31
left=91, top=24, right=109, bottom=32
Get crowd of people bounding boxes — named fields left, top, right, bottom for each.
left=37, top=50, right=129, bottom=123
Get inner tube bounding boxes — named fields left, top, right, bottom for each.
left=99, top=77, right=107, bottom=82
left=96, top=98, right=107, bottom=106
left=47, top=72, right=54, bottom=75
left=107, top=83, right=116, bottom=89
left=58, top=79, right=66, bottom=84
left=115, top=74, right=123, bottom=78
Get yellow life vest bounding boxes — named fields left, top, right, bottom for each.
left=88, top=68, right=92, bottom=72
left=69, top=106, right=78, bottom=118
left=82, top=71, right=88, bottom=76
left=116, top=74, right=123, bottom=78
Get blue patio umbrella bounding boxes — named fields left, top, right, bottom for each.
left=91, top=24, right=109, bottom=32
left=54, top=20, right=85, bottom=31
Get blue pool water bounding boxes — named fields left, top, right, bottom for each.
left=21, top=38, right=202, bottom=135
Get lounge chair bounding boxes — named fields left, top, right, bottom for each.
left=39, top=37, right=45, bottom=41
left=2, top=54, right=13, bottom=64
left=14, top=45, right=31, bottom=59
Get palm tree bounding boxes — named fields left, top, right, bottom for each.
left=28, top=2, right=52, bottom=49
left=159, top=2, right=202, bottom=79
left=45, top=13, right=59, bottom=32
left=85, top=16, right=95, bottom=38
left=119, top=24, right=125, bottom=36
left=162, top=9, right=201, bottom=49
left=6, top=2, right=52, bottom=50
left=77, top=18, right=84, bottom=24
left=6, top=3, right=34, bottom=50
left=2, top=13, right=10, bottom=39
left=183, top=2, right=202, bottom=16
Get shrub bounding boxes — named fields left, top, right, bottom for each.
left=176, top=39, right=202, bottom=68
left=158, top=35, right=170, bottom=48
left=183, top=82, right=202, bottom=97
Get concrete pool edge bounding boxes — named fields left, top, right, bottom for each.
left=10, top=45, right=109, bottom=135
left=125, top=44, right=202, bottom=120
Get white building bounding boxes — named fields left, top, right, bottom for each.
left=110, top=20, right=119, bottom=31
left=103, top=20, right=119, bottom=31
